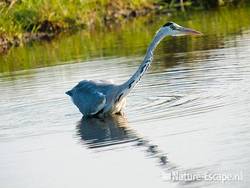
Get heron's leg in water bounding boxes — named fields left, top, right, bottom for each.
left=114, top=99, right=126, bottom=116
left=115, top=111, right=125, bottom=116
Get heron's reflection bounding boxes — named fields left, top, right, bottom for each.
left=76, top=116, right=202, bottom=185
left=76, top=115, right=140, bottom=149
left=76, top=114, right=170, bottom=166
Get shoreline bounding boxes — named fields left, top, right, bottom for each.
left=0, top=0, right=248, bottom=54
left=0, top=0, right=156, bottom=54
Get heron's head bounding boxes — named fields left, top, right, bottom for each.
left=157, top=21, right=202, bottom=37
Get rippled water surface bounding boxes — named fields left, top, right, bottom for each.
left=1, top=7, right=250, bottom=188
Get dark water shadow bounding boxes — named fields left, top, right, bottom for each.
left=76, top=115, right=140, bottom=149
left=76, top=115, right=212, bottom=186
left=76, top=115, right=169, bottom=166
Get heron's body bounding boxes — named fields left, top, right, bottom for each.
left=66, top=22, right=201, bottom=117
left=66, top=80, right=126, bottom=116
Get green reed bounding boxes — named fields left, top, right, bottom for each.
left=1, top=5, right=250, bottom=73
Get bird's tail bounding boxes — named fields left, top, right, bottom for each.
left=65, top=90, right=73, bottom=96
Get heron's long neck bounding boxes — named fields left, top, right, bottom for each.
left=115, top=32, right=165, bottom=102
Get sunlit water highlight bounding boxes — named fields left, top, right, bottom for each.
left=1, top=8, right=250, bottom=188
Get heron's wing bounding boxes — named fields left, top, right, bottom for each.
left=73, top=81, right=107, bottom=115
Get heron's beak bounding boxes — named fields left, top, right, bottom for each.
left=180, top=27, right=203, bottom=36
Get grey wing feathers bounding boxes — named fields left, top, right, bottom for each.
left=70, top=81, right=107, bottom=115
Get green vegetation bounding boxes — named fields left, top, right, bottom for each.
left=0, top=0, right=152, bottom=32
left=0, top=0, right=153, bottom=53
left=158, top=0, right=250, bottom=9
left=1, top=5, right=250, bottom=73
left=0, top=0, right=250, bottom=54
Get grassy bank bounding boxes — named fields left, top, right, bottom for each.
left=0, top=0, right=154, bottom=53
left=2, top=5, right=250, bottom=73
left=0, top=0, right=249, bottom=54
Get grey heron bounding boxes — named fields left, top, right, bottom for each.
left=66, top=22, right=202, bottom=117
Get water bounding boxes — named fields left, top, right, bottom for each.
left=1, top=7, right=250, bottom=188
